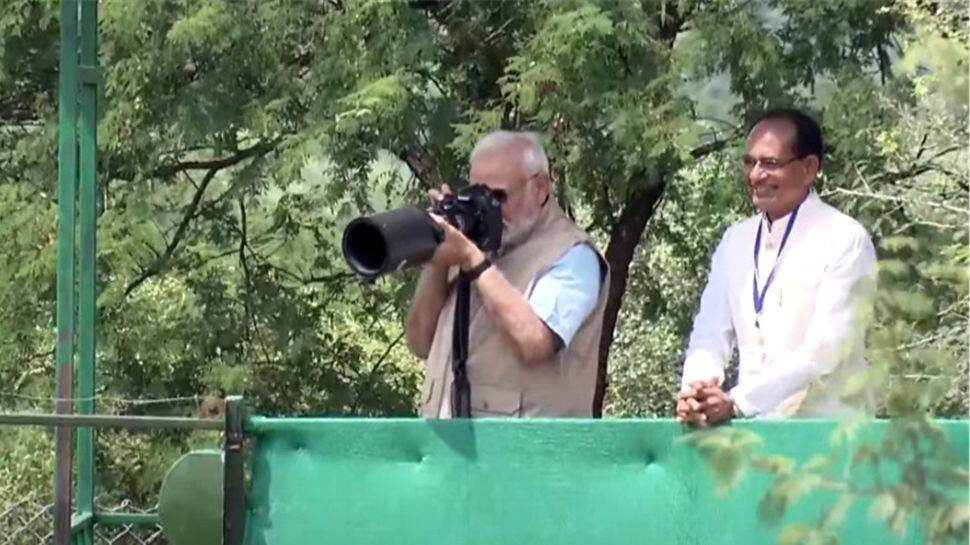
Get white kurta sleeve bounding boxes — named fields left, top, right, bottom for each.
left=730, top=228, right=877, bottom=416
left=681, top=228, right=737, bottom=391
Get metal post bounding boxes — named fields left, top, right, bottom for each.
left=54, top=1, right=79, bottom=544
left=76, top=3, right=99, bottom=544
left=223, top=397, right=247, bottom=545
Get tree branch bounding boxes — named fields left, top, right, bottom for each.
left=368, top=331, right=406, bottom=380
left=594, top=175, right=668, bottom=416
left=304, top=271, right=356, bottom=284
left=239, top=197, right=253, bottom=344
left=123, top=139, right=280, bottom=297
left=824, top=186, right=967, bottom=216
left=12, top=349, right=56, bottom=391
left=913, top=132, right=929, bottom=161
left=690, top=132, right=738, bottom=159
left=398, top=145, right=436, bottom=189
left=217, top=203, right=357, bottom=288
left=124, top=168, right=220, bottom=296
left=350, top=330, right=407, bottom=414
left=154, top=138, right=281, bottom=178
left=485, top=17, right=515, bottom=45
left=237, top=197, right=277, bottom=367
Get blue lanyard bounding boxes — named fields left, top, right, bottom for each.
left=752, top=204, right=800, bottom=319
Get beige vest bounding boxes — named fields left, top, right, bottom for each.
left=420, top=201, right=610, bottom=418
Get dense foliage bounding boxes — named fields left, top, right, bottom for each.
left=0, top=1, right=965, bottom=541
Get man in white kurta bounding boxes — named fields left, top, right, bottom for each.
left=678, top=109, right=876, bottom=423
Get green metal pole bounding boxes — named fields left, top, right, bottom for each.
left=54, top=1, right=79, bottom=544
left=223, top=396, right=247, bottom=545
left=76, top=3, right=98, bottom=542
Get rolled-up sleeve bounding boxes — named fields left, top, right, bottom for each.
left=528, top=243, right=603, bottom=348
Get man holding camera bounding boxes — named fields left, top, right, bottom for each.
left=406, top=131, right=609, bottom=418
left=677, top=109, right=877, bottom=425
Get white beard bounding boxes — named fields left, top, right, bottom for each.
left=499, top=214, right=540, bottom=255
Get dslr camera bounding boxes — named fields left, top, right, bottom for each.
left=342, top=184, right=502, bottom=279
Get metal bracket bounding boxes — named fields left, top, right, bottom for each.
left=77, top=65, right=103, bottom=88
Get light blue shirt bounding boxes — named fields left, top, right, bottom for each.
left=528, top=243, right=604, bottom=348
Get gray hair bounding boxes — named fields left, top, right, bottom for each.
left=470, top=131, right=550, bottom=178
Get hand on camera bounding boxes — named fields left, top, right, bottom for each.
left=426, top=185, right=484, bottom=271
left=427, top=184, right=452, bottom=207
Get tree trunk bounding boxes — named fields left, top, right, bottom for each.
left=592, top=179, right=667, bottom=417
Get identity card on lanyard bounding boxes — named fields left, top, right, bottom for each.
left=752, top=203, right=801, bottom=337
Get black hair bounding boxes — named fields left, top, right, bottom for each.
left=749, top=108, right=825, bottom=168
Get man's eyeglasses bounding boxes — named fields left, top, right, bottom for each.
left=466, top=185, right=514, bottom=204
left=741, top=155, right=804, bottom=173
left=472, top=172, right=542, bottom=204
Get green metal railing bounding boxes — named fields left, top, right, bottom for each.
left=40, top=2, right=248, bottom=543
left=53, top=1, right=110, bottom=543
left=242, top=418, right=968, bottom=545
left=76, top=0, right=101, bottom=543
left=53, top=1, right=80, bottom=543
left=0, top=398, right=247, bottom=545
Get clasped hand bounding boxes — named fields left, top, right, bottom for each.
left=676, top=377, right=736, bottom=427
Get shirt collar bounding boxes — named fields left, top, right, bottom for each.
left=762, top=189, right=817, bottom=233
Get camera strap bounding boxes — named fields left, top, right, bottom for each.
left=450, top=277, right=472, bottom=418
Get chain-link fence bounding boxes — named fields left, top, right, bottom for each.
left=0, top=392, right=226, bottom=545
left=93, top=500, right=166, bottom=545
left=0, top=491, right=52, bottom=545
left=0, top=395, right=223, bottom=545
left=1, top=492, right=167, bottom=545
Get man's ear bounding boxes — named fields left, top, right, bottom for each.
left=534, top=171, right=552, bottom=201
left=802, top=155, right=820, bottom=186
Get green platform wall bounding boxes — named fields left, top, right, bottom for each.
left=243, top=419, right=968, bottom=545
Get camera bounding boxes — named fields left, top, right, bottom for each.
left=342, top=184, right=503, bottom=279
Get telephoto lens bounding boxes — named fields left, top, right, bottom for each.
left=342, top=205, right=443, bottom=279
left=341, top=184, right=502, bottom=279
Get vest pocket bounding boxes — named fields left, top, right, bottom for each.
left=470, top=383, right=522, bottom=418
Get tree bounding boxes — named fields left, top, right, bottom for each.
left=0, top=1, right=965, bottom=541
left=0, top=0, right=962, bottom=422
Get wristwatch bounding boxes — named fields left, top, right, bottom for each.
left=461, top=257, right=492, bottom=282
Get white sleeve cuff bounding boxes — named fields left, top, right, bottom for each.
left=729, top=387, right=755, bottom=418
left=681, top=349, right=725, bottom=392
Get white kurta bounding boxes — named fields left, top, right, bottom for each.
left=681, top=191, right=877, bottom=417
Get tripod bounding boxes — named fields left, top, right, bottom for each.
left=450, top=277, right=472, bottom=418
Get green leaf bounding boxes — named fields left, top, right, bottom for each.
left=869, top=492, right=896, bottom=522
left=822, top=494, right=854, bottom=528
left=802, top=455, right=832, bottom=472
left=777, top=523, right=812, bottom=545
left=751, top=455, right=795, bottom=475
